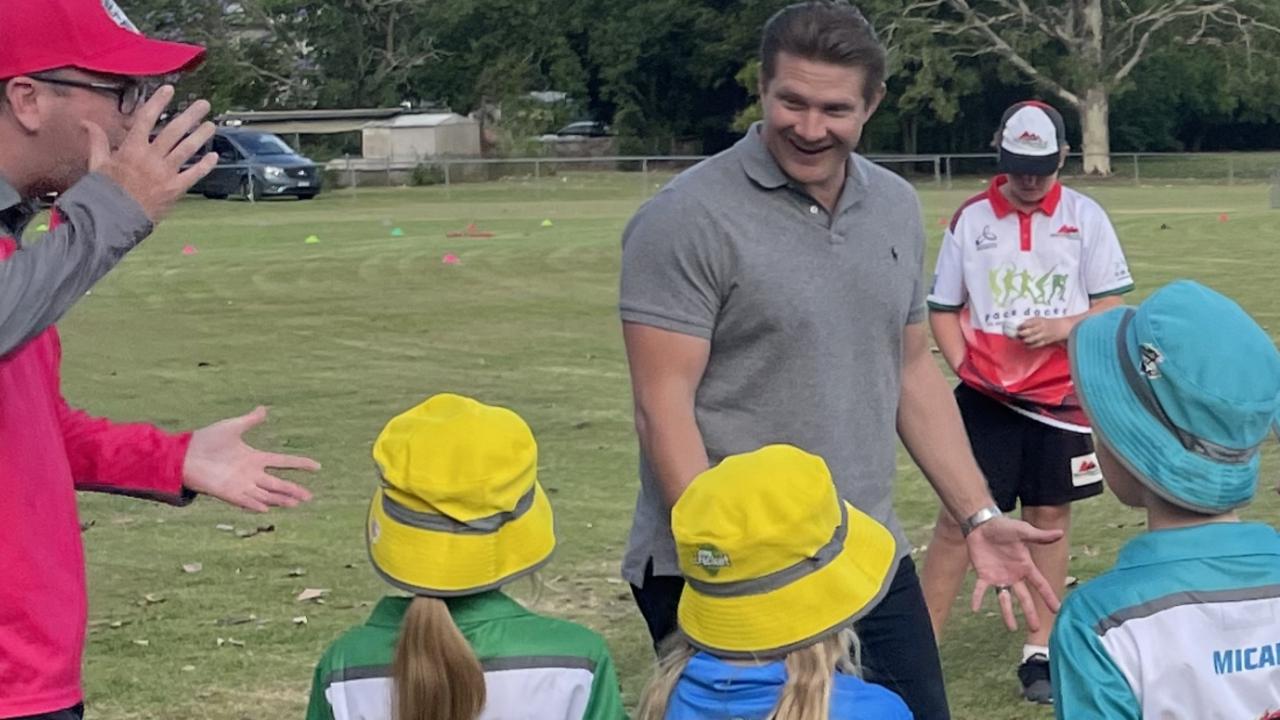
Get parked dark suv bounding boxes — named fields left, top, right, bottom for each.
left=191, top=128, right=322, bottom=200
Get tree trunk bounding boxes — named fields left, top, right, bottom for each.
left=1080, top=85, right=1111, bottom=176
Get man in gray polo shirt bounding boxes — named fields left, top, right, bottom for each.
left=619, top=3, right=1062, bottom=717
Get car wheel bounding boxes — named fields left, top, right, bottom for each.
left=296, top=192, right=318, bottom=201
left=202, top=192, right=229, bottom=200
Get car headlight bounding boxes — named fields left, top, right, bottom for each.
left=263, top=166, right=285, bottom=180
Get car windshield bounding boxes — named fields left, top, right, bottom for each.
left=234, top=132, right=296, bottom=156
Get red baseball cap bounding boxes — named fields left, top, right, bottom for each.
left=0, top=0, right=205, bottom=79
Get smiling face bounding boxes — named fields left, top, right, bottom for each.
left=758, top=52, right=883, bottom=205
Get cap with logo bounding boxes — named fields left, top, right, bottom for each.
left=0, top=0, right=205, bottom=79
left=672, top=444, right=898, bottom=657
left=366, top=393, right=556, bottom=597
left=997, top=101, right=1067, bottom=177
left=1070, top=280, right=1280, bottom=513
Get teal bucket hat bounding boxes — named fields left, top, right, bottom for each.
left=1069, top=280, right=1280, bottom=513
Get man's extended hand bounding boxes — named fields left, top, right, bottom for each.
left=82, top=84, right=218, bottom=222
left=182, top=406, right=319, bottom=513
left=966, top=516, right=1064, bottom=631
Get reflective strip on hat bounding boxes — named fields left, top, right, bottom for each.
left=685, top=503, right=848, bottom=598
left=1116, top=310, right=1262, bottom=465
left=101, top=0, right=140, bottom=32
left=379, top=481, right=536, bottom=535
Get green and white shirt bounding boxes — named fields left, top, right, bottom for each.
left=306, top=592, right=626, bottom=720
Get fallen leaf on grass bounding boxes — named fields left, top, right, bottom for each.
left=142, top=593, right=165, bottom=605
left=292, top=616, right=308, bottom=626
left=215, top=524, right=235, bottom=532
left=181, top=562, right=202, bottom=574
left=287, top=568, right=306, bottom=577
left=132, top=639, right=150, bottom=647
left=216, top=637, right=246, bottom=648
left=296, top=588, right=329, bottom=602
left=181, top=665, right=195, bottom=672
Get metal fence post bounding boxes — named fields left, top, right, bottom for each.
left=1133, top=154, right=1140, bottom=187
left=642, top=157, right=650, bottom=197
left=444, top=161, right=451, bottom=189
left=933, top=156, right=942, bottom=186
left=1228, top=157, right=1235, bottom=186
left=386, top=155, right=392, bottom=186
left=535, top=159, right=541, bottom=180
left=945, top=156, right=953, bottom=190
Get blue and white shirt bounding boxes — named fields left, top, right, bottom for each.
left=1050, top=522, right=1280, bottom=719
left=665, top=651, right=912, bottom=720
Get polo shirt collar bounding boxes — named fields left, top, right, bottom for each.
left=987, top=174, right=1062, bottom=219
left=1113, top=522, right=1280, bottom=571
left=365, top=590, right=529, bottom=629
left=737, top=122, right=867, bottom=199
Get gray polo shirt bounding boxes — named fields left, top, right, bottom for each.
left=0, top=172, right=152, bottom=357
left=619, top=124, right=927, bottom=585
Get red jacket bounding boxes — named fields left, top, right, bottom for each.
left=0, top=231, right=192, bottom=717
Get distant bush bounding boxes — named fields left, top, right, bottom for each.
left=411, top=163, right=446, bottom=186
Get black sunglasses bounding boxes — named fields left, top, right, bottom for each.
left=31, top=75, right=147, bottom=114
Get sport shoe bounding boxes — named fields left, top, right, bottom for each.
left=1018, top=653, right=1053, bottom=704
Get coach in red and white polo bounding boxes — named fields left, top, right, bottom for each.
left=919, top=101, right=1134, bottom=705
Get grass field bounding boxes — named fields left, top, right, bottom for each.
left=54, top=172, right=1280, bottom=719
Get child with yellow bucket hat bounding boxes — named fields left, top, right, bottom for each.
left=305, top=394, right=625, bottom=720
left=637, top=445, right=913, bottom=720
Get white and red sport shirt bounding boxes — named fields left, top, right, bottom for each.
left=928, top=175, right=1134, bottom=430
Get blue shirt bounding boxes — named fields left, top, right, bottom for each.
left=1050, top=522, right=1280, bottom=719
left=665, top=652, right=913, bottom=720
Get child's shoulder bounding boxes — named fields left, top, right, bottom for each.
left=488, top=607, right=614, bottom=662
left=831, top=673, right=913, bottom=719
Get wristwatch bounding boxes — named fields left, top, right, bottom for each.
left=960, top=505, right=1003, bottom=537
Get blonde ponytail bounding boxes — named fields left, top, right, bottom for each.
left=392, top=596, right=486, bottom=720
left=636, top=635, right=698, bottom=720
left=769, top=629, right=859, bottom=720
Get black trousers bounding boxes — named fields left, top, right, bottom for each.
left=631, top=556, right=952, bottom=720
left=9, top=704, right=84, bottom=720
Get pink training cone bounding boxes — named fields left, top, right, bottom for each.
left=442, top=253, right=461, bottom=265
left=182, top=244, right=197, bottom=255
left=1218, top=213, right=1229, bottom=223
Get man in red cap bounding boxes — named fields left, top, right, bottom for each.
left=0, top=2, right=320, bottom=718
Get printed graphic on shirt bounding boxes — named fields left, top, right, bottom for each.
left=986, top=264, right=1071, bottom=313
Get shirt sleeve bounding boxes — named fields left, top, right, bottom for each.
left=52, top=334, right=194, bottom=505
left=1082, top=206, right=1134, bottom=299
left=618, top=190, right=728, bottom=340
left=582, top=645, right=628, bottom=720
left=905, top=194, right=928, bottom=325
left=0, top=173, right=152, bottom=358
left=927, top=222, right=967, bottom=312
left=1050, top=600, right=1142, bottom=720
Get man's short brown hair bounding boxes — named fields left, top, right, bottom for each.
left=759, top=1, right=887, bottom=103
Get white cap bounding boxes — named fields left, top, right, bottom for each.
left=998, top=103, right=1065, bottom=176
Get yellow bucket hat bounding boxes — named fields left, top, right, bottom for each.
left=367, top=394, right=555, bottom=597
left=673, top=445, right=899, bottom=657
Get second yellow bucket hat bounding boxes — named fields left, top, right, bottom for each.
left=367, top=393, right=555, bottom=596
left=673, top=444, right=898, bottom=657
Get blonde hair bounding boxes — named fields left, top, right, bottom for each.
left=392, top=596, right=486, bottom=720
left=637, top=629, right=861, bottom=720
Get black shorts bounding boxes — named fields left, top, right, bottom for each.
left=955, top=384, right=1104, bottom=512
